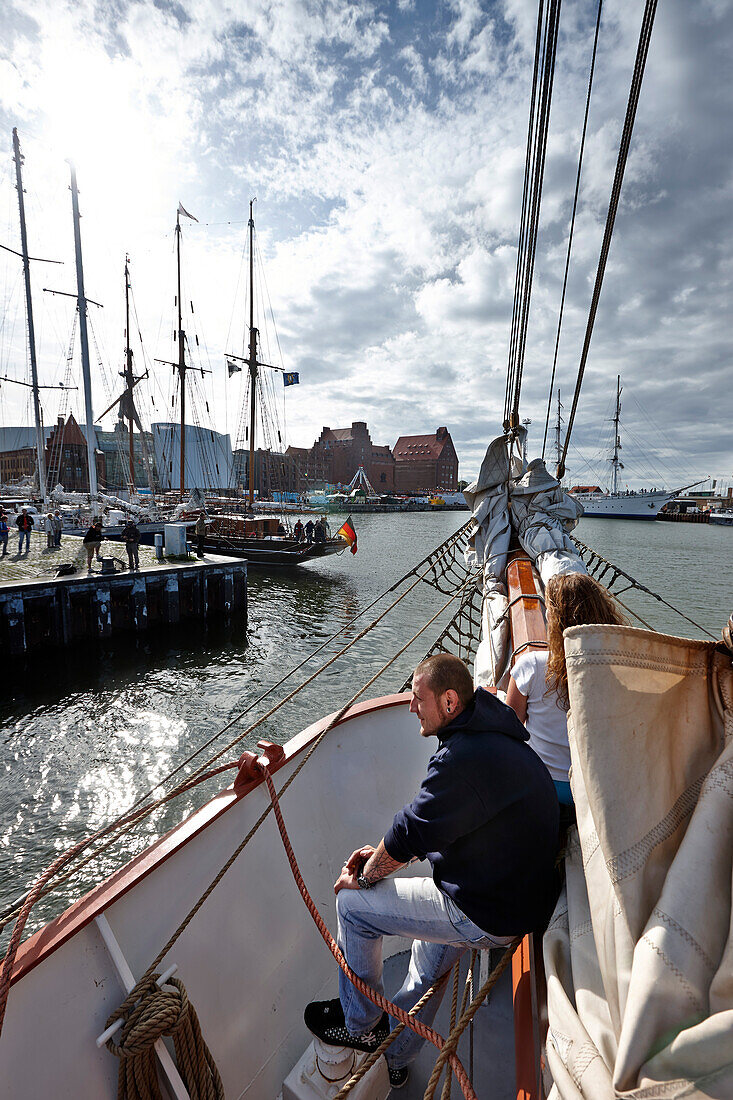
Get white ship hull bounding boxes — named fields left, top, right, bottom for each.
left=0, top=696, right=519, bottom=1099
left=570, top=489, right=674, bottom=519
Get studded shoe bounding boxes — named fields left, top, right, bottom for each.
left=304, top=998, right=389, bottom=1052
left=387, top=1063, right=409, bottom=1088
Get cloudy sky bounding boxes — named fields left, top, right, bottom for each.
left=0, top=0, right=731, bottom=487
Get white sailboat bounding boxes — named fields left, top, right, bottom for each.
left=568, top=376, right=700, bottom=518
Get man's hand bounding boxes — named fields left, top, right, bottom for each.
left=334, top=846, right=375, bottom=894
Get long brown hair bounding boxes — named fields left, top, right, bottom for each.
left=545, top=572, right=626, bottom=709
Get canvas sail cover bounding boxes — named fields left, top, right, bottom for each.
left=465, top=436, right=584, bottom=687
left=463, top=434, right=518, bottom=687
left=544, top=623, right=733, bottom=1099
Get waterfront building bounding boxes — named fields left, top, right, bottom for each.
left=152, top=422, right=234, bottom=492
left=97, top=422, right=156, bottom=491
left=312, top=421, right=396, bottom=490
left=393, top=426, right=459, bottom=493
left=45, top=414, right=104, bottom=492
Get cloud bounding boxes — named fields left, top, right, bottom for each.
left=0, top=0, right=731, bottom=488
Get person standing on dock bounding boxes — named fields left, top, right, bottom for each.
left=53, top=511, right=63, bottom=547
left=304, top=519, right=314, bottom=543
left=16, top=508, right=34, bottom=554
left=44, top=512, right=55, bottom=550
left=195, top=512, right=207, bottom=559
left=122, top=519, right=141, bottom=571
left=293, top=519, right=304, bottom=542
left=83, top=520, right=103, bottom=571
left=0, top=511, right=8, bottom=557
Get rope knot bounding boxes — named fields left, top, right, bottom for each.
left=106, top=975, right=189, bottom=1059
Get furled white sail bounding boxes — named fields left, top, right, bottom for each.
left=464, top=435, right=585, bottom=688
left=544, top=624, right=733, bottom=1099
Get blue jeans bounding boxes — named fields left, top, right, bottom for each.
left=336, top=877, right=513, bottom=1070
left=18, top=530, right=31, bottom=552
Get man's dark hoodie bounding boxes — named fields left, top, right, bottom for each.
left=384, top=688, right=560, bottom=936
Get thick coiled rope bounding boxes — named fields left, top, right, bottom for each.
left=105, top=975, right=224, bottom=1100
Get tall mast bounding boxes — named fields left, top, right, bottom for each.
left=68, top=161, right=98, bottom=503
left=124, top=256, right=135, bottom=488
left=247, top=199, right=257, bottom=510
left=554, top=387, right=563, bottom=478
left=611, top=374, right=622, bottom=495
left=12, top=128, right=47, bottom=505
left=176, top=210, right=186, bottom=500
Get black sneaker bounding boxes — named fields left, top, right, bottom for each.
left=387, top=1063, right=409, bottom=1089
left=304, top=998, right=389, bottom=1052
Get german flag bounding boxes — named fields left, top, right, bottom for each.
left=336, top=515, right=358, bottom=555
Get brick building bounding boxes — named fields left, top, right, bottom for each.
left=393, top=427, right=459, bottom=493
left=0, top=447, right=35, bottom=484
left=312, top=422, right=395, bottom=491
left=45, top=414, right=104, bottom=492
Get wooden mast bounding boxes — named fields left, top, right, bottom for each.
left=124, top=256, right=135, bottom=488
left=12, top=128, right=47, bottom=505
left=175, top=210, right=186, bottom=500
left=68, top=161, right=99, bottom=506
left=247, top=199, right=257, bottom=510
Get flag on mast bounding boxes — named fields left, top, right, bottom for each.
left=336, top=515, right=358, bottom=555
left=178, top=202, right=198, bottom=222
left=226, top=358, right=242, bottom=377
left=283, top=372, right=299, bottom=387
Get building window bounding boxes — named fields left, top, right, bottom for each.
left=380, top=472, right=386, bottom=483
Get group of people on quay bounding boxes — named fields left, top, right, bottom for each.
left=292, top=516, right=328, bottom=543
left=305, top=572, right=623, bottom=1089
left=0, top=506, right=63, bottom=555
left=82, top=518, right=141, bottom=571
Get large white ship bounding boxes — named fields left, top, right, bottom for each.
left=569, top=486, right=675, bottom=518
left=568, top=377, right=683, bottom=519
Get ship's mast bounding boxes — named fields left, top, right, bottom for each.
left=611, top=374, right=622, bottom=495
left=124, top=256, right=135, bottom=488
left=247, top=199, right=257, bottom=510
left=554, top=387, right=563, bottom=478
left=175, top=210, right=186, bottom=500
left=68, top=162, right=98, bottom=506
left=12, top=129, right=47, bottom=505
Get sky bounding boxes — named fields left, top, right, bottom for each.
left=0, top=0, right=731, bottom=489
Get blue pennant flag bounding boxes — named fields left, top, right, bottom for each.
left=283, top=372, right=300, bottom=387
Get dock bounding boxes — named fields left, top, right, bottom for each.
left=0, top=534, right=246, bottom=655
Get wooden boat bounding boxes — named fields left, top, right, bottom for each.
left=202, top=513, right=347, bottom=566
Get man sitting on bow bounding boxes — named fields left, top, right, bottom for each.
left=304, top=652, right=559, bottom=1088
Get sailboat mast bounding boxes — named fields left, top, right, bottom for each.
left=124, top=256, right=134, bottom=488
left=12, top=129, right=47, bottom=505
left=68, top=162, right=98, bottom=504
left=176, top=211, right=186, bottom=500
left=611, top=374, right=622, bottom=495
left=554, top=387, right=563, bottom=478
left=247, top=199, right=257, bottom=510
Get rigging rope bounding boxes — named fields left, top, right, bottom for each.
left=504, top=0, right=562, bottom=431
left=573, top=536, right=716, bottom=639
left=541, top=0, right=603, bottom=460
left=557, top=0, right=659, bottom=479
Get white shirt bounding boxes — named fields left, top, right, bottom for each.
left=511, top=649, right=570, bottom=783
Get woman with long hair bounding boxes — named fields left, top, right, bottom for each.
left=506, top=571, right=625, bottom=806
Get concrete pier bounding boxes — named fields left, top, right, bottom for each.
left=0, top=555, right=247, bottom=655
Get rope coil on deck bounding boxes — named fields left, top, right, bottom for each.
left=105, top=975, right=224, bottom=1100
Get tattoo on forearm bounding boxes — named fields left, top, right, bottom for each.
left=362, top=841, right=404, bottom=886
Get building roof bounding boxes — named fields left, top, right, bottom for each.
left=371, top=445, right=394, bottom=460
left=393, top=428, right=453, bottom=462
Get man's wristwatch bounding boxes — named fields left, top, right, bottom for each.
left=357, top=872, right=373, bottom=890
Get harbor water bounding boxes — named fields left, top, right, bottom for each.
left=1, top=512, right=731, bottom=945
